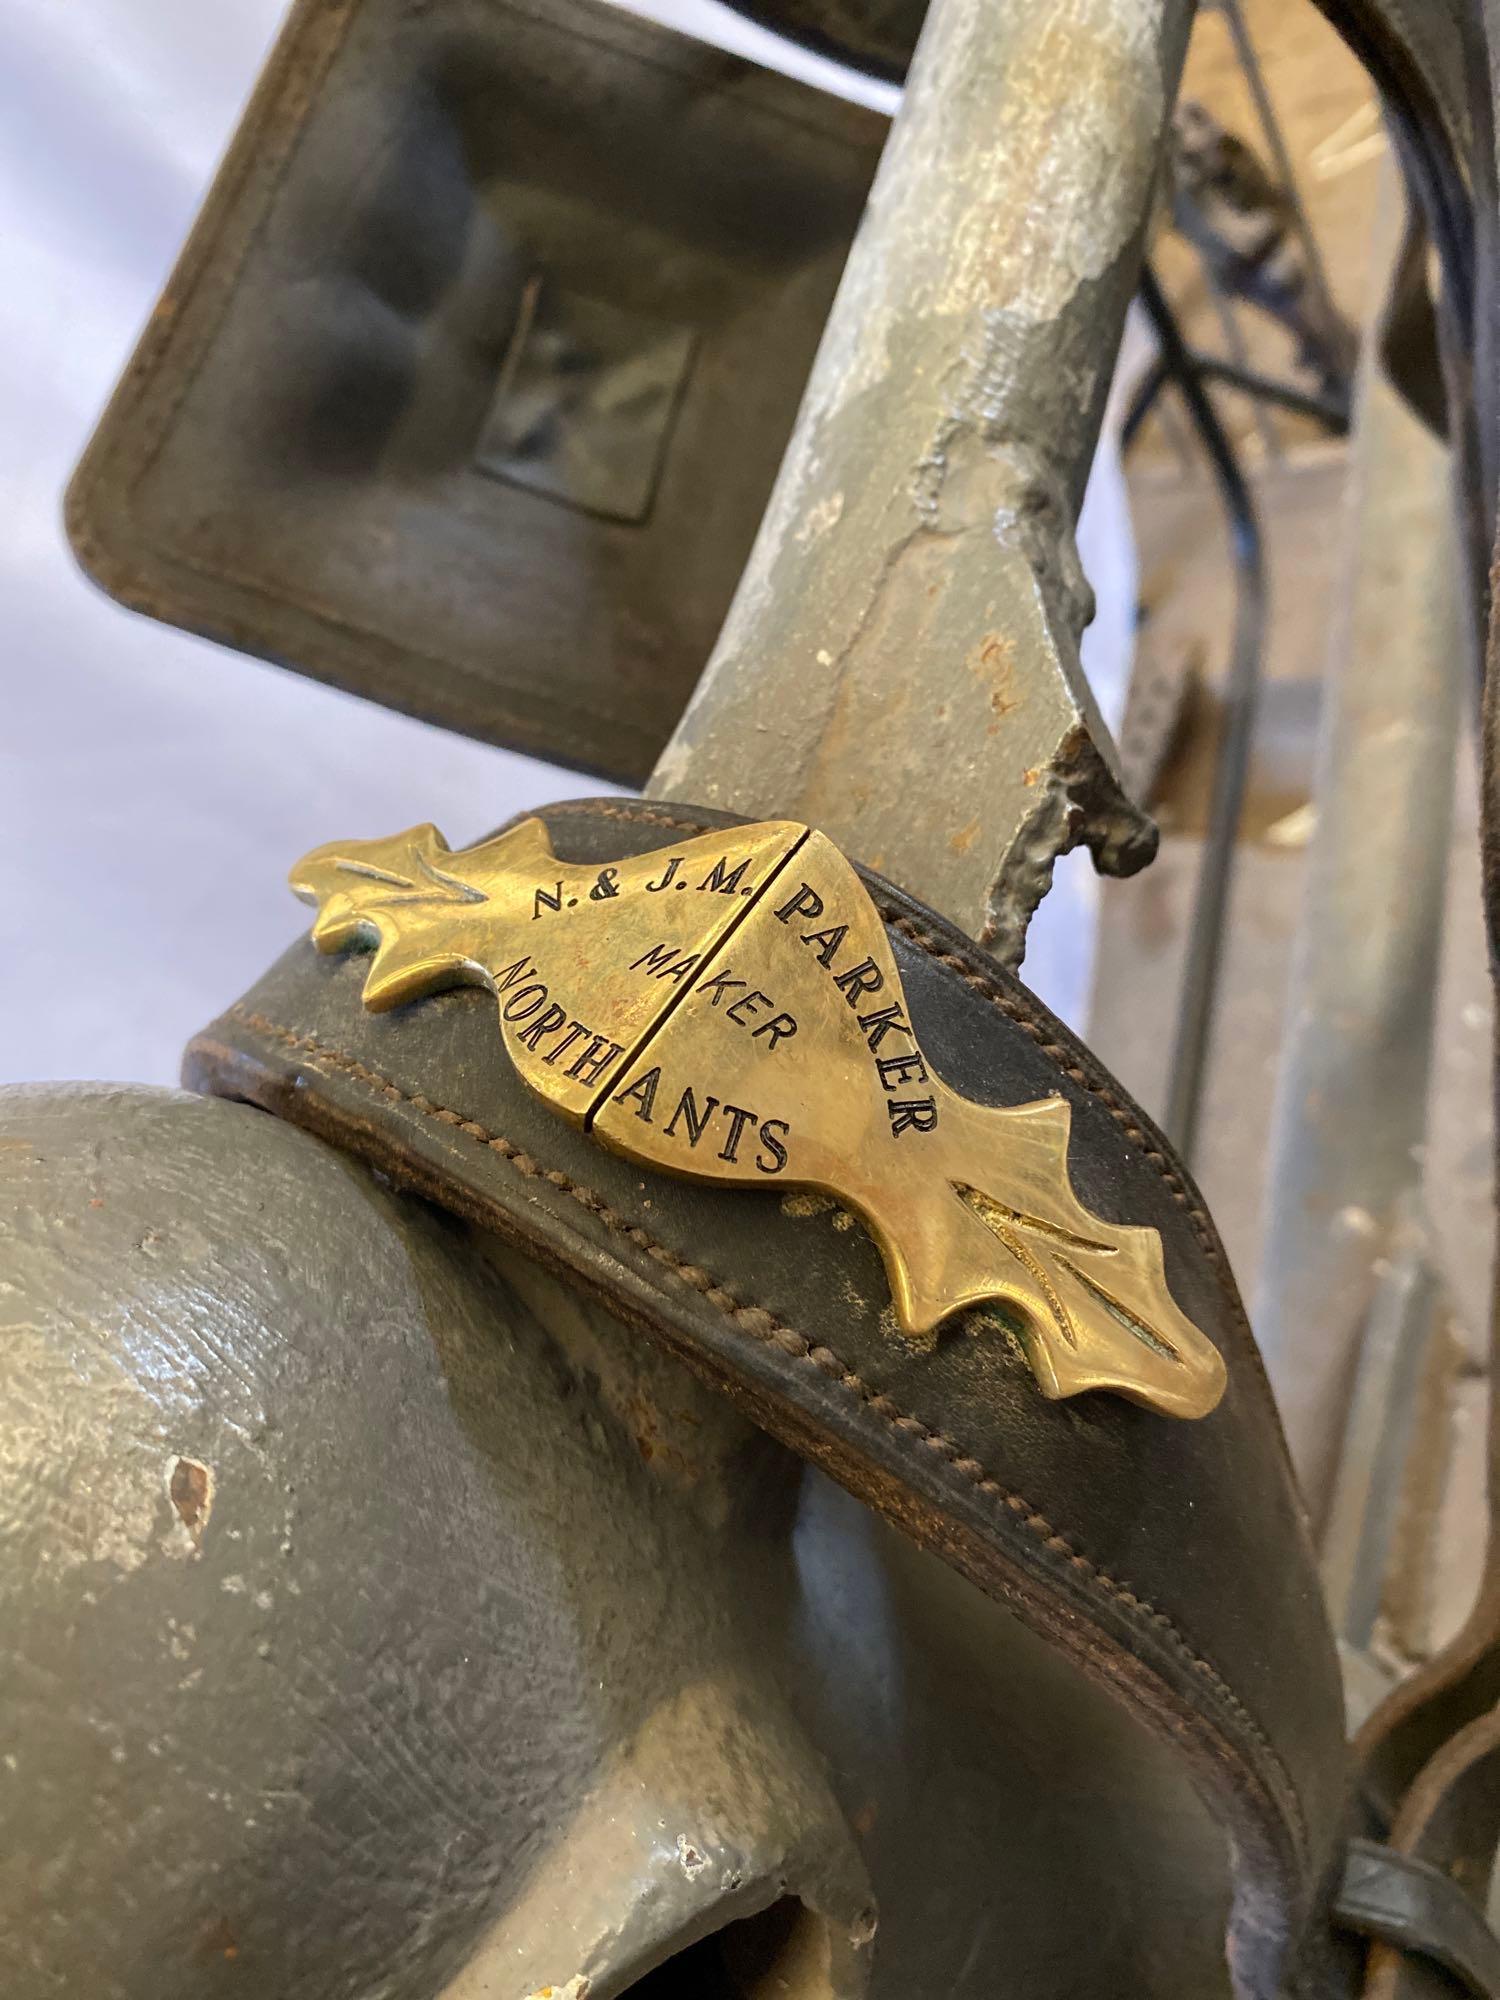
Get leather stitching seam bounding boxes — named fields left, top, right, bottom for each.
left=223, top=999, right=1307, bottom=1862
left=544, top=806, right=1262, bottom=1387
left=889, top=917, right=1229, bottom=1267
left=541, top=804, right=1245, bottom=1307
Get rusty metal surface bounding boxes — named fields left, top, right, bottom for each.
left=648, top=0, right=1195, bottom=956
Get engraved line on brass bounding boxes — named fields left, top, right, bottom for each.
left=334, top=852, right=486, bottom=904
left=582, top=827, right=811, bottom=1132
left=1051, top=1252, right=1182, bottom=1364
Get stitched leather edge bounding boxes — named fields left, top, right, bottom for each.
left=223, top=996, right=1308, bottom=1862
left=889, top=915, right=1230, bottom=1266
left=547, top=805, right=1234, bottom=1264
left=540, top=801, right=1262, bottom=1350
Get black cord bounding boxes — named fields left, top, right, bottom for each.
left=1134, top=264, right=1268, bottom=1165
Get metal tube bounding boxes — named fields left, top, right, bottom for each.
left=1320, top=1200, right=1444, bottom=1659
left=1207, top=288, right=1282, bottom=463
left=648, top=0, right=1194, bottom=952
left=1252, top=169, right=1462, bottom=1529
left=1188, top=355, right=1349, bottom=432
left=1122, top=351, right=1349, bottom=449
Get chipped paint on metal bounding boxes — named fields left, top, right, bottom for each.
left=649, top=0, right=1190, bottom=953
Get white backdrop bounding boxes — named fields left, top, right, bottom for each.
left=0, top=0, right=1134, bottom=1084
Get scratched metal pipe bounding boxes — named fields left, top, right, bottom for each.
left=648, top=0, right=1194, bottom=956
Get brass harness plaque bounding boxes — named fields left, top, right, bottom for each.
left=292, top=817, right=1227, bottom=1419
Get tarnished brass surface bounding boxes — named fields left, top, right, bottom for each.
left=292, top=819, right=1226, bottom=1418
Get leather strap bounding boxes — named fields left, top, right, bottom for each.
left=1338, top=1836, right=1500, bottom=1998
left=185, top=796, right=1348, bottom=1998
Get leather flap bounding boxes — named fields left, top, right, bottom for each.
left=66, top=0, right=885, bottom=783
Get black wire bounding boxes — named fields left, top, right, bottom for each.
left=1122, top=351, right=1348, bottom=451
left=1134, top=264, right=1268, bottom=1166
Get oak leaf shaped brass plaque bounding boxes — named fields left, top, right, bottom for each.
left=291, top=817, right=1227, bottom=1419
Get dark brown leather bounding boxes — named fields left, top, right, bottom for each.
left=185, top=796, right=1348, bottom=1999
left=65, top=0, right=885, bottom=785
left=1338, top=1834, right=1500, bottom=1996
left=1348, top=1706, right=1500, bottom=1997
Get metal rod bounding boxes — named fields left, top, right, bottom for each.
left=1136, top=265, right=1268, bottom=1165
left=1321, top=1207, right=1444, bottom=1657
left=1252, top=158, right=1462, bottom=1525
left=648, top=0, right=1195, bottom=954
left=1214, top=0, right=1344, bottom=345
left=1194, top=354, right=1349, bottom=430
left=1122, top=350, right=1349, bottom=451
left=1208, top=285, right=1282, bottom=462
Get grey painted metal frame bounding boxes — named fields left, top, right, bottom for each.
left=649, top=0, right=1196, bottom=954
left=1252, top=172, right=1463, bottom=1536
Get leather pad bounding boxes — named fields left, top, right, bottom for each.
left=66, top=0, right=885, bottom=783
